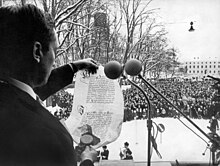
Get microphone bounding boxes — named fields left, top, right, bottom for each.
left=104, top=59, right=142, bottom=79
left=124, top=59, right=142, bottom=76
left=104, top=61, right=123, bottom=79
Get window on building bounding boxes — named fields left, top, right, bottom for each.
left=189, top=66, right=191, bottom=68
left=201, top=71, right=203, bottom=73
left=214, top=71, right=215, bottom=73
left=205, top=65, right=207, bottom=68
left=210, top=65, right=212, bottom=68
left=197, top=66, right=199, bottom=68
left=209, top=71, right=211, bottom=73
left=197, top=71, right=199, bottom=73
left=201, top=65, right=203, bottom=68
left=193, top=71, right=195, bottom=73
left=214, top=65, right=215, bottom=68
left=189, top=71, right=191, bottom=73
left=193, top=66, right=195, bottom=68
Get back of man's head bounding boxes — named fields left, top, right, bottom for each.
left=0, top=4, right=55, bottom=75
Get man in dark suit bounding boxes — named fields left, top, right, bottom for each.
left=0, top=4, right=98, bottom=166
left=100, top=146, right=109, bottom=160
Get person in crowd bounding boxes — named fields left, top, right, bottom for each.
left=100, top=145, right=109, bottom=160
left=0, top=4, right=98, bottom=166
left=119, top=142, right=133, bottom=160
left=208, top=116, right=219, bottom=133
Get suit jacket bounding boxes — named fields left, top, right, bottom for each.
left=0, top=65, right=94, bottom=166
left=101, top=149, right=109, bottom=160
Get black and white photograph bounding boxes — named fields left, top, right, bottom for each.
left=0, top=0, right=220, bottom=166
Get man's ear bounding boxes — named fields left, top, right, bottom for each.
left=33, top=41, right=43, bottom=63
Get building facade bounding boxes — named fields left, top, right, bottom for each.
left=184, top=59, right=220, bottom=80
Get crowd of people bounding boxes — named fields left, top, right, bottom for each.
left=51, top=78, right=220, bottom=122
left=123, top=79, right=220, bottom=121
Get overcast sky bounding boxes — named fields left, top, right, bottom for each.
left=148, top=0, right=220, bottom=62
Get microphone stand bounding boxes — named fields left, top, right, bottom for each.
left=122, top=75, right=153, bottom=166
left=138, top=74, right=220, bottom=165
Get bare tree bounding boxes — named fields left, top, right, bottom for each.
left=163, top=47, right=180, bottom=78
left=35, top=0, right=108, bottom=65
left=116, top=0, right=160, bottom=64
left=6, top=0, right=181, bottom=75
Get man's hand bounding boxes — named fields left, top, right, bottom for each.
left=80, top=146, right=98, bottom=163
left=72, top=58, right=98, bottom=74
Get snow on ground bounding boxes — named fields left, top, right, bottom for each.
left=101, top=117, right=220, bottom=163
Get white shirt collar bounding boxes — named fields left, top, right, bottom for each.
left=7, top=78, right=37, bottom=100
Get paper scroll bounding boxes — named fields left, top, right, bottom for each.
left=65, top=66, right=124, bottom=148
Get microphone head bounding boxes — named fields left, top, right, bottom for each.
left=104, top=61, right=123, bottom=79
left=124, top=59, right=142, bottom=76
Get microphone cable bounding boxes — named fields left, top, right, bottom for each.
left=150, top=121, right=163, bottom=159
left=150, top=121, right=156, bottom=159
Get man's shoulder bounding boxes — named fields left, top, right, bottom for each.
left=0, top=82, right=11, bottom=94
left=0, top=83, right=17, bottom=106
